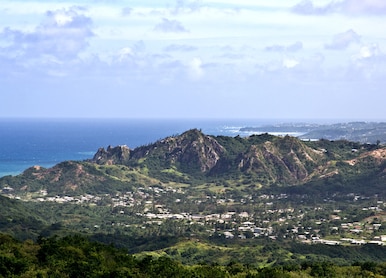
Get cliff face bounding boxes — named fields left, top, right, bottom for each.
left=92, top=145, right=131, bottom=165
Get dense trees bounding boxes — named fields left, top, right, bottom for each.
left=3, top=233, right=386, bottom=277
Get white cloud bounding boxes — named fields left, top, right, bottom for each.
left=171, top=0, right=202, bottom=15
left=121, top=7, right=133, bottom=16
left=349, top=43, right=386, bottom=81
left=153, top=18, right=189, bottom=33
left=1, top=0, right=385, bottom=119
left=283, top=58, right=300, bottom=69
left=0, top=6, right=93, bottom=61
left=54, top=13, right=73, bottom=26
left=292, top=0, right=386, bottom=15
left=325, top=29, right=360, bottom=50
left=188, top=57, right=204, bottom=79
left=343, top=0, right=386, bottom=15
left=265, top=41, right=303, bottom=52
left=291, top=0, right=335, bottom=15
left=164, top=44, right=198, bottom=52
left=287, top=41, right=303, bottom=52
left=358, top=43, right=380, bottom=59
left=117, top=47, right=134, bottom=61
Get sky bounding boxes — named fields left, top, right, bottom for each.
left=0, top=0, right=385, bottom=120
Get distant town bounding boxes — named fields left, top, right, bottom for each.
left=3, top=184, right=386, bottom=247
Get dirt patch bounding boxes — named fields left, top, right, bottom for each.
left=347, top=148, right=386, bottom=166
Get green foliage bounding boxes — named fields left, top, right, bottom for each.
left=0, top=196, right=45, bottom=240
left=2, top=233, right=386, bottom=277
left=0, top=131, right=386, bottom=276
left=1, top=131, right=385, bottom=197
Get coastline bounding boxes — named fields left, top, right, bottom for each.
left=1, top=118, right=385, bottom=177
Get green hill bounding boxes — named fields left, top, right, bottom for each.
left=0, top=195, right=45, bottom=239
left=0, top=130, right=386, bottom=267
left=1, top=129, right=385, bottom=196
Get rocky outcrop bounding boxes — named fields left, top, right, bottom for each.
left=237, top=138, right=323, bottom=184
left=1, top=129, right=385, bottom=195
left=92, top=145, right=131, bottom=165
left=84, top=129, right=385, bottom=186
left=87, top=130, right=329, bottom=183
left=131, top=129, right=225, bottom=173
left=89, top=129, right=225, bottom=173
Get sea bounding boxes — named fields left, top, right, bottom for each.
left=0, top=118, right=290, bottom=178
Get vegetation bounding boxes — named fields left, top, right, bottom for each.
left=241, top=121, right=386, bottom=144
left=2, top=233, right=386, bottom=277
left=0, top=130, right=385, bottom=275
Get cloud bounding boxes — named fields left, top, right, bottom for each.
left=287, top=41, right=303, bottom=52
left=262, top=53, right=325, bottom=81
left=0, top=6, right=93, bottom=61
left=171, top=0, right=202, bottom=15
left=188, top=57, right=204, bottom=80
left=117, top=47, right=134, bottom=62
left=218, top=53, right=246, bottom=60
left=291, top=0, right=335, bottom=15
left=265, top=41, right=303, bottom=52
left=154, top=18, right=189, bottom=33
left=343, top=0, right=386, bottom=15
left=121, top=7, right=132, bottom=16
left=350, top=43, right=386, bottom=80
left=265, top=45, right=285, bottom=52
left=292, top=0, right=386, bottom=15
left=282, top=58, right=300, bottom=69
left=132, top=40, right=146, bottom=52
left=164, top=44, right=198, bottom=52
left=357, top=43, right=381, bottom=59
left=325, top=29, right=360, bottom=50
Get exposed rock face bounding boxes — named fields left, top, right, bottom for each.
left=13, top=161, right=109, bottom=194
left=236, top=136, right=323, bottom=184
left=347, top=149, right=386, bottom=166
left=131, top=129, right=225, bottom=173
left=1, top=129, right=386, bottom=196
left=92, top=145, right=131, bottom=165
left=88, top=129, right=331, bottom=184
left=90, top=129, right=225, bottom=173
left=163, top=129, right=225, bottom=172
left=83, top=129, right=386, bottom=187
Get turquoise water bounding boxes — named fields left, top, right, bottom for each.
left=0, top=118, right=276, bottom=177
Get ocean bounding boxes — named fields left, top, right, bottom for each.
left=0, top=118, right=279, bottom=177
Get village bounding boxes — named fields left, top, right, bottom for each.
left=3, top=184, right=386, bottom=247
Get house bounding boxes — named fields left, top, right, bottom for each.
left=223, top=231, right=234, bottom=239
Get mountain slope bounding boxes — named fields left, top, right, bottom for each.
left=0, top=161, right=136, bottom=195
left=93, top=129, right=225, bottom=174
left=1, top=129, right=385, bottom=196
left=0, top=195, right=45, bottom=239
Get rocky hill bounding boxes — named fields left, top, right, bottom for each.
left=1, top=130, right=386, bottom=264
left=1, top=129, right=385, bottom=196
left=93, top=129, right=225, bottom=174
left=90, top=130, right=326, bottom=183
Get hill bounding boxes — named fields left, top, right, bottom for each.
left=1, top=129, right=385, bottom=196
left=4, top=232, right=386, bottom=277
left=0, top=130, right=386, bottom=267
left=0, top=195, right=45, bottom=239
left=240, top=121, right=386, bottom=144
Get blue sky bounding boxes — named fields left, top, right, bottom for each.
left=0, top=0, right=385, bottom=120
